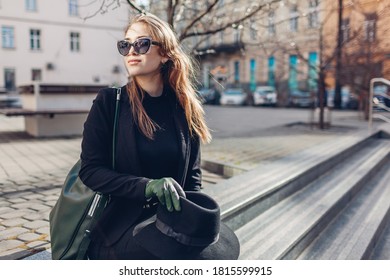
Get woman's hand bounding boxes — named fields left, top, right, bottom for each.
left=145, top=178, right=185, bottom=212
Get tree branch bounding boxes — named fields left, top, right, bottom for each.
left=125, top=0, right=144, bottom=14
left=180, top=0, right=281, bottom=41
left=179, top=0, right=220, bottom=41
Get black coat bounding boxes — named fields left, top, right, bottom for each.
left=79, top=85, right=201, bottom=245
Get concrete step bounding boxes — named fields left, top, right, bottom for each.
left=297, top=160, right=390, bottom=260
left=370, top=205, right=390, bottom=259
left=235, top=138, right=390, bottom=260
left=204, top=130, right=380, bottom=231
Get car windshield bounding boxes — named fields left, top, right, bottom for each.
left=292, top=91, right=309, bottom=97
left=198, top=89, right=210, bottom=94
left=257, top=90, right=274, bottom=94
left=224, top=89, right=243, bottom=95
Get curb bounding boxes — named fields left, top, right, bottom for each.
left=201, top=159, right=247, bottom=178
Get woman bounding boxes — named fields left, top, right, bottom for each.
left=79, top=13, right=211, bottom=259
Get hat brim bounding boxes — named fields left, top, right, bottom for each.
left=133, top=221, right=240, bottom=260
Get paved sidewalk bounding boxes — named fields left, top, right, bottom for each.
left=0, top=112, right=382, bottom=259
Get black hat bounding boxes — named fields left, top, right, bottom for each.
left=132, top=191, right=240, bottom=260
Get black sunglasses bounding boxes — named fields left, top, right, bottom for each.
left=117, top=37, right=161, bottom=56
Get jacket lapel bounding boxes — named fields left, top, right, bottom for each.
left=168, top=91, right=190, bottom=187
left=116, top=90, right=143, bottom=176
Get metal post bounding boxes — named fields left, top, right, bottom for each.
left=334, top=0, right=343, bottom=109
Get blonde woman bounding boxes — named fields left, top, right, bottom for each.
left=79, top=13, right=211, bottom=259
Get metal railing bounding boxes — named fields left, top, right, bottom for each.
left=369, top=78, right=390, bottom=130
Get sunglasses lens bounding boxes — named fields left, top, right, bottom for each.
left=117, top=40, right=130, bottom=56
left=134, top=38, right=151, bottom=54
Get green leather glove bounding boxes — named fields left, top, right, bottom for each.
left=145, top=177, right=185, bottom=212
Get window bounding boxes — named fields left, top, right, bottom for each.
left=2, top=26, right=14, bottom=49
left=268, top=11, right=276, bottom=35
left=289, top=5, right=299, bottom=32
left=218, top=30, right=224, bottom=45
left=341, top=19, right=350, bottom=43
left=234, top=61, right=240, bottom=83
left=364, top=14, right=377, bottom=42
left=250, top=19, right=257, bottom=40
left=69, top=0, right=78, bottom=16
left=205, top=35, right=210, bottom=48
left=4, top=68, right=16, bottom=91
left=233, top=28, right=241, bottom=43
left=70, top=32, right=80, bottom=52
left=30, top=29, right=41, bottom=50
left=289, top=55, right=298, bottom=91
left=25, top=0, right=37, bottom=11
left=250, top=59, right=256, bottom=92
left=308, top=52, right=318, bottom=91
left=268, top=56, right=275, bottom=87
left=203, top=65, right=210, bottom=89
left=308, top=0, right=319, bottom=28
left=31, top=69, right=42, bottom=81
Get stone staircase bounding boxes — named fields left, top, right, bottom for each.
left=203, top=126, right=390, bottom=260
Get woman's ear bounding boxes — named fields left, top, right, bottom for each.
left=161, top=58, right=169, bottom=64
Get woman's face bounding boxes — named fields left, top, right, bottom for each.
left=123, top=22, right=166, bottom=79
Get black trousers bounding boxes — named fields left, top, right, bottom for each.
left=87, top=207, right=158, bottom=260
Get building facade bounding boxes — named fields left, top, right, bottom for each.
left=0, top=0, right=130, bottom=92
left=191, top=0, right=322, bottom=105
left=322, top=0, right=390, bottom=94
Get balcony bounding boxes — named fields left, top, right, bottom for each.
left=194, top=41, right=245, bottom=57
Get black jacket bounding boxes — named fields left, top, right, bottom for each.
left=79, top=85, right=201, bottom=245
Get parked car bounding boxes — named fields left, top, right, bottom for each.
left=253, top=86, right=278, bottom=106
left=219, top=88, right=250, bottom=106
left=197, top=88, right=219, bottom=105
left=288, top=90, right=314, bottom=108
left=327, top=87, right=359, bottom=109
left=373, top=85, right=389, bottom=110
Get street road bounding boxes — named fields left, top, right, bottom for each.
left=203, top=105, right=364, bottom=138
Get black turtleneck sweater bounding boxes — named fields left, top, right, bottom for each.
left=135, top=90, right=180, bottom=181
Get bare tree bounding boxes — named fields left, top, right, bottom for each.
left=83, top=0, right=283, bottom=46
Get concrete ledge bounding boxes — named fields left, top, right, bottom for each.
left=201, top=159, right=247, bottom=178
left=203, top=128, right=381, bottom=230
left=235, top=138, right=390, bottom=259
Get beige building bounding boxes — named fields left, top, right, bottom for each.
left=0, top=0, right=130, bottom=92
left=322, top=0, right=390, bottom=92
left=189, top=0, right=322, bottom=105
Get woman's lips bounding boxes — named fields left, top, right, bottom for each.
left=128, top=59, right=141, bottom=65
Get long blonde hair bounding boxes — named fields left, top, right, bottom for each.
left=125, top=13, right=211, bottom=144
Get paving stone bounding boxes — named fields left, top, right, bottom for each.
left=23, top=193, right=45, bottom=200
left=18, top=232, right=42, bottom=242
left=0, top=227, right=29, bottom=239
left=1, top=218, right=29, bottom=227
left=0, top=207, right=12, bottom=215
left=15, top=185, right=35, bottom=191
left=22, top=212, right=47, bottom=221
left=43, top=200, right=57, bottom=207
left=5, top=196, right=31, bottom=203
left=0, top=210, right=35, bottom=220
left=23, top=220, right=48, bottom=230
left=28, top=204, right=51, bottom=212
left=11, top=202, right=39, bottom=209
left=40, top=195, right=60, bottom=201
left=0, top=239, right=24, bottom=252
left=36, top=226, right=50, bottom=235
left=40, top=189, right=61, bottom=196
left=26, top=240, right=50, bottom=249
left=0, top=247, right=26, bottom=258
left=42, top=211, right=50, bottom=221
left=0, top=201, right=11, bottom=207
left=0, top=185, right=18, bottom=192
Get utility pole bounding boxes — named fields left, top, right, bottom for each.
left=334, top=0, right=343, bottom=109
